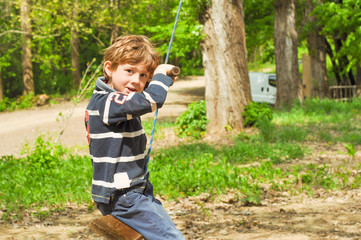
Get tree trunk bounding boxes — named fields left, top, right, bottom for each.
left=0, top=69, right=3, bottom=100
left=305, top=0, right=328, bottom=98
left=334, top=37, right=354, bottom=85
left=71, top=0, right=81, bottom=89
left=71, top=30, right=81, bottom=89
left=325, top=39, right=342, bottom=85
left=357, top=64, right=361, bottom=86
left=111, top=26, right=120, bottom=44
left=274, top=0, right=302, bottom=107
left=20, top=0, right=34, bottom=95
left=357, top=63, right=361, bottom=97
left=202, top=0, right=251, bottom=134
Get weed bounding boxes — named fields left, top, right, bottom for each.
left=242, top=101, right=273, bottom=127
left=345, top=143, right=356, bottom=159
left=255, top=117, right=275, bottom=142
left=175, top=100, right=208, bottom=139
left=21, top=134, right=66, bottom=169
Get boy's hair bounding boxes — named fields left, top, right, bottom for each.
left=102, top=35, right=160, bottom=81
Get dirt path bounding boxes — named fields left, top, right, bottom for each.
left=1, top=76, right=361, bottom=239
left=0, top=76, right=205, bottom=157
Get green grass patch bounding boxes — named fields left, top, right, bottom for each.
left=0, top=135, right=92, bottom=222
left=149, top=138, right=306, bottom=200
left=2, top=97, right=361, bottom=222
left=143, top=118, right=176, bottom=140
left=269, top=98, right=361, bottom=145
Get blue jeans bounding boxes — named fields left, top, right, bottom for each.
left=96, top=182, right=185, bottom=240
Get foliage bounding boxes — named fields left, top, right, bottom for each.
left=345, top=143, right=356, bottom=158
left=0, top=92, right=37, bottom=112
left=0, top=0, right=207, bottom=99
left=244, top=0, right=275, bottom=64
left=175, top=100, right=208, bottom=139
left=21, top=134, right=66, bottom=169
left=242, top=101, right=273, bottom=127
left=142, top=0, right=206, bottom=75
left=312, top=0, right=361, bottom=83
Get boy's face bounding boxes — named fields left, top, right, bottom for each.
left=104, top=61, right=150, bottom=94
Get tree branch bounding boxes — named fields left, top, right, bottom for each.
left=0, top=30, right=28, bottom=37
left=0, top=30, right=61, bottom=39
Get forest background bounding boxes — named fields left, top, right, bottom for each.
left=2, top=2, right=361, bottom=238
left=1, top=0, right=361, bottom=105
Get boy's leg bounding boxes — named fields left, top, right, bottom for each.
left=111, top=190, right=185, bottom=240
left=92, top=196, right=145, bottom=240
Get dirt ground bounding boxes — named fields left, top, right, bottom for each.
left=1, top=76, right=361, bottom=239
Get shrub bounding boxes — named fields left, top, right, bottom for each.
left=242, top=101, right=273, bottom=127
left=21, top=134, right=66, bottom=169
left=175, top=100, right=209, bottom=139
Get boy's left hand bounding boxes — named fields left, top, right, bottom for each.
left=154, top=64, right=180, bottom=82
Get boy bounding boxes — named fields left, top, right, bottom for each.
left=85, top=35, right=185, bottom=240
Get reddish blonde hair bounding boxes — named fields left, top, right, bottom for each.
left=102, top=35, right=160, bottom=81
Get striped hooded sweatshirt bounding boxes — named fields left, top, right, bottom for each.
left=85, top=73, right=173, bottom=203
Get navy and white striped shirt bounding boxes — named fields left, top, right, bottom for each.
left=85, top=74, right=173, bottom=203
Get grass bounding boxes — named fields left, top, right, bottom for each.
left=1, top=98, right=361, bottom=222
left=271, top=98, right=361, bottom=145
left=0, top=135, right=93, bottom=221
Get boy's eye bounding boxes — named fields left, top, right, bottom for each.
left=140, top=74, right=148, bottom=78
left=126, top=69, right=133, bottom=73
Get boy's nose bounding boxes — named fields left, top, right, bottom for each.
left=130, top=74, right=141, bottom=85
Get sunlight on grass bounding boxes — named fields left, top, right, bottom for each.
left=1, top=98, right=361, bottom=222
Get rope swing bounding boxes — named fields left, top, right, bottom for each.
left=146, top=0, right=183, bottom=165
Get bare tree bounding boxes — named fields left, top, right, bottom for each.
left=304, top=0, right=328, bottom=98
left=20, top=0, right=34, bottom=95
left=274, top=0, right=303, bottom=107
left=202, top=0, right=251, bottom=134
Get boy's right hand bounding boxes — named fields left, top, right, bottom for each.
left=154, top=64, right=180, bottom=82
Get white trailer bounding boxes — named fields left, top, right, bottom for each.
left=249, top=72, right=277, bottom=105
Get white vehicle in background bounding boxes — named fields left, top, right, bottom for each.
left=249, top=72, right=277, bottom=105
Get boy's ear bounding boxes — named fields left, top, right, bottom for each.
left=104, top=61, right=112, bottom=77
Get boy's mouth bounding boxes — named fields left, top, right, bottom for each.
left=126, top=87, right=137, bottom=93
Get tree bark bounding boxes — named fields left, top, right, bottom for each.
left=20, top=0, right=34, bottom=95
left=305, top=0, right=328, bottom=98
left=0, top=69, right=3, bottom=100
left=334, top=36, right=354, bottom=85
left=202, top=0, right=251, bottom=134
left=357, top=64, right=361, bottom=86
left=111, top=26, right=120, bottom=44
left=71, top=0, right=81, bottom=89
left=71, top=30, right=81, bottom=89
left=357, top=63, right=361, bottom=97
left=274, top=0, right=302, bottom=107
left=325, top=39, right=341, bottom=85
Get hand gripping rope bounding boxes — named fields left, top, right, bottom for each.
left=145, top=0, right=183, bottom=170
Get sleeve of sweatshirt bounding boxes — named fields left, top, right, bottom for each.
left=98, top=73, right=173, bottom=125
